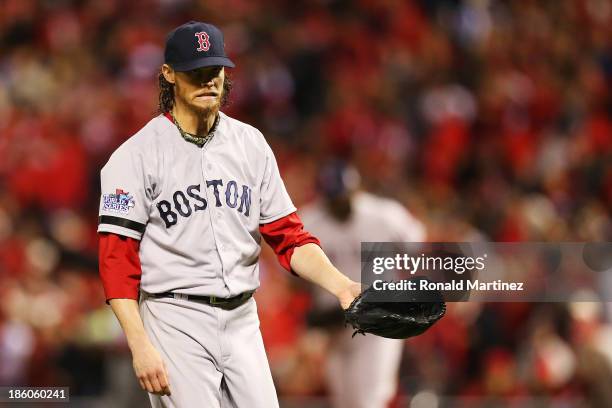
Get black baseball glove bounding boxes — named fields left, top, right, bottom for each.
left=344, top=278, right=446, bottom=339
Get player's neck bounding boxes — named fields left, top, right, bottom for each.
left=171, top=104, right=217, bottom=136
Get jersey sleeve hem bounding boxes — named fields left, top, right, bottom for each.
left=97, top=224, right=143, bottom=240
left=99, top=215, right=146, bottom=232
left=259, top=206, right=297, bottom=224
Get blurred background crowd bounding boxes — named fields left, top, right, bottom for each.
left=0, top=0, right=610, bottom=406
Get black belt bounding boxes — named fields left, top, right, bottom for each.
left=147, top=291, right=254, bottom=310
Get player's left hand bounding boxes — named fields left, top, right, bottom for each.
left=337, top=281, right=362, bottom=310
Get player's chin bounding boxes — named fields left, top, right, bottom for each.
left=191, top=96, right=220, bottom=111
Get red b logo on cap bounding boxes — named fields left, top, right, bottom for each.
left=195, top=32, right=210, bottom=52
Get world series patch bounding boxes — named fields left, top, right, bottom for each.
left=103, top=189, right=135, bottom=214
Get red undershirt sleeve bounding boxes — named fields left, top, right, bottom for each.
left=98, top=232, right=142, bottom=303
left=259, top=212, right=321, bottom=275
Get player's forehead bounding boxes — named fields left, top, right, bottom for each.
left=180, top=65, right=224, bottom=76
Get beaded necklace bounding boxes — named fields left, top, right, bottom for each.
left=170, top=112, right=219, bottom=148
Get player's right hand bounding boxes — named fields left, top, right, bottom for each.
left=132, top=340, right=172, bottom=396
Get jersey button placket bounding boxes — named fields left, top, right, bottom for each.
left=201, top=152, right=225, bottom=282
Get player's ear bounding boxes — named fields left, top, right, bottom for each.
left=161, top=64, right=176, bottom=84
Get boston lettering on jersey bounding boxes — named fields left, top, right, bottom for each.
left=157, top=179, right=252, bottom=228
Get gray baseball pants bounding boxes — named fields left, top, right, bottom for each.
left=139, top=295, right=279, bottom=408
left=326, top=327, right=403, bottom=408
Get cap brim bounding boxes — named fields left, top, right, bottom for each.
left=171, top=56, right=235, bottom=71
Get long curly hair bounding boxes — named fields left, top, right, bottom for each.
left=157, top=70, right=233, bottom=113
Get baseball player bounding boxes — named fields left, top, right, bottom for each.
left=300, top=160, right=426, bottom=408
left=97, top=21, right=361, bottom=408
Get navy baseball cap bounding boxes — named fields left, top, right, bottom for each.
left=317, top=160, right=360, bottom=199
left=164, top=21, right=235, bottom=71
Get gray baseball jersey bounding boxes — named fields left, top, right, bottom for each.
left=98, top=112, right=296, bottom=297
left=301, top=191, right=425, bottom=293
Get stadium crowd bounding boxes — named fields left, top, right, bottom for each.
left=0, top=0, right=610, bottom=406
